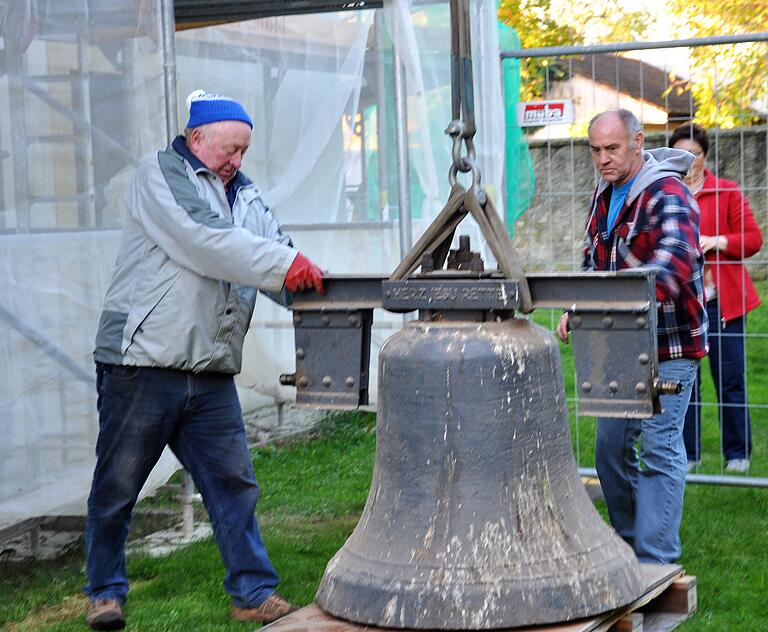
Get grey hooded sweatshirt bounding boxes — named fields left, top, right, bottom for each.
left=592, top=147, right=695, bottom=218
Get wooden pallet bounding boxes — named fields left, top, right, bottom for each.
left=263, top=564, right=696, bottom=632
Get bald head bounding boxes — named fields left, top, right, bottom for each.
left=588, top=109, right=644, bottom=186
left=589, top=109, right=643, bottom=148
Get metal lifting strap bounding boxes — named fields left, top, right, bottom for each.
left=390, top=184, right=468, bottom=280
left=449, top=0, right=475, bottom=138
left=464, top=189, right=533, bottom=312
left=446, top=0, right=480, bottom=195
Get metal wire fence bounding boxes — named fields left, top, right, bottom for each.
left=503, top=34, right=768, bottom=488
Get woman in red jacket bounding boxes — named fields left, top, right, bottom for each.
left=670, top=124, right=763, bottom=473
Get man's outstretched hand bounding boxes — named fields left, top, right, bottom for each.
left=556, top=312, right=570, bottom=344
left=285, top=252, right=325, bottom=294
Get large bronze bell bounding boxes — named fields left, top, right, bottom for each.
left=315, top=316, right=645, bottom=629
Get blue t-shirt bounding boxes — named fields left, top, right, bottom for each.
left=607, top=176, right=637, bottom=234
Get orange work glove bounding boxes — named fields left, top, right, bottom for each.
left=284, top=252, right=325, bottom=294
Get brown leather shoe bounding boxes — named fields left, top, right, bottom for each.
left=231, top=594, right=298, bottom=623
left=86, top=599, right=125, bottom=630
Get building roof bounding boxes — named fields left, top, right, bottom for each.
left=566, top=53, right=694, bottom=116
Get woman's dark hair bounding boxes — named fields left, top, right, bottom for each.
left=669, top=123, right=709, bottom=156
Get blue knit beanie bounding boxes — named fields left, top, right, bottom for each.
left=185, top=89, right=253, bottom=129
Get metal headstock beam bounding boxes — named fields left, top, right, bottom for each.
left=285, top=269, right=662, bottom=418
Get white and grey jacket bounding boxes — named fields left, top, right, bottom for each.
left=94, top=136, right=298, bottom=374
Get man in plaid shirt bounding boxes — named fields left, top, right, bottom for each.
left=557, top=109, right=707, bottom=564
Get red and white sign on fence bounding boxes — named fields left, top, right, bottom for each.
left=517, top=99, right=575, bottom=127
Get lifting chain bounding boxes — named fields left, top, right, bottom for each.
left=391, top=0, right=533, bottom=312
left=446, top=0, right=484, bottom=204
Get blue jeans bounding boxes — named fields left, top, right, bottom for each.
left=596, top=359, right=697, bottom=564
left=84, top=364, right=279, bottom=607
left=684, top=300, right=751, bottom=462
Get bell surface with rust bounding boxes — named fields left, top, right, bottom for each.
left=315, top=317, right=644, bottom=629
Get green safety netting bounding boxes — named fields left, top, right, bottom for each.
left=499, top=21, right=535, bottom=237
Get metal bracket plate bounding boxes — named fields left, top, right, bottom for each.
left=570, top=310, right=659, bottom=418
left=528, top=269, right=659, bottom=418
left=291, top=309, right=372, bottom=409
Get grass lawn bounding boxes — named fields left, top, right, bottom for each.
left=2, top=299, right=768, bottom=630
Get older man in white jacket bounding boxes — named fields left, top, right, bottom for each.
left=84, top=91, right=322, bottom=630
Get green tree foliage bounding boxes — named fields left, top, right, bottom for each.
left=498, top=0, right=651, bottom=102
left=669, top=0, right=768, bottom=127
left=499, top=0, right=767, bottom=129
left=497, top=0, right=578, bottom=102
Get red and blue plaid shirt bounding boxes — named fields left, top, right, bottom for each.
left=583, top=175, right=708, bottom=361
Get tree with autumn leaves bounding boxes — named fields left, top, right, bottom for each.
left=497, top=0, right=649, bottom=102
left=498, top=0, right=768, bottom=128
left=673, top=0, right=768, bottom=126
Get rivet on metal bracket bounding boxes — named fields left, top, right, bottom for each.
left=581, top=381, right=592, bottom=393
left=602, top=315, right=614, bottom=328
left=298, top=376, right=310, bottom=388
left=293, top=314, right=303, bottom=325
left=608, top=381, right=619, bottom=393
left=321, top=314, right=331, bottom=326
left=296, top=348, right=305, bottom=360
left=638, top=353, right=650, bottom=365
left=345, top=376, right=355, bottom=387
left=636, top=316, right=647, bottom=329
left=322, top=375, right=333, bottom=387
left=635, top=382, right=648, bottom=394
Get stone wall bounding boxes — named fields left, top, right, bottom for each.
left=512, top=128, right=768, bottom=278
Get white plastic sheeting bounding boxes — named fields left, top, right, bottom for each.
left=0, top=0, right=173, bottom=525
left=1, top=0, right=508, bottom=526
left=175, top=0, right=508, bottom=409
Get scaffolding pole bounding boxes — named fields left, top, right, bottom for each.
left=160, top=0, right=196, bottom=540
left=501, top=31, right=768, bottom=59
left=392, top=16, right=412, bottom=259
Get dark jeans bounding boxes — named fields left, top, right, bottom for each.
left=84, top=364, right=279, bottom=607
left=683, top=300, right=752, bottom=462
